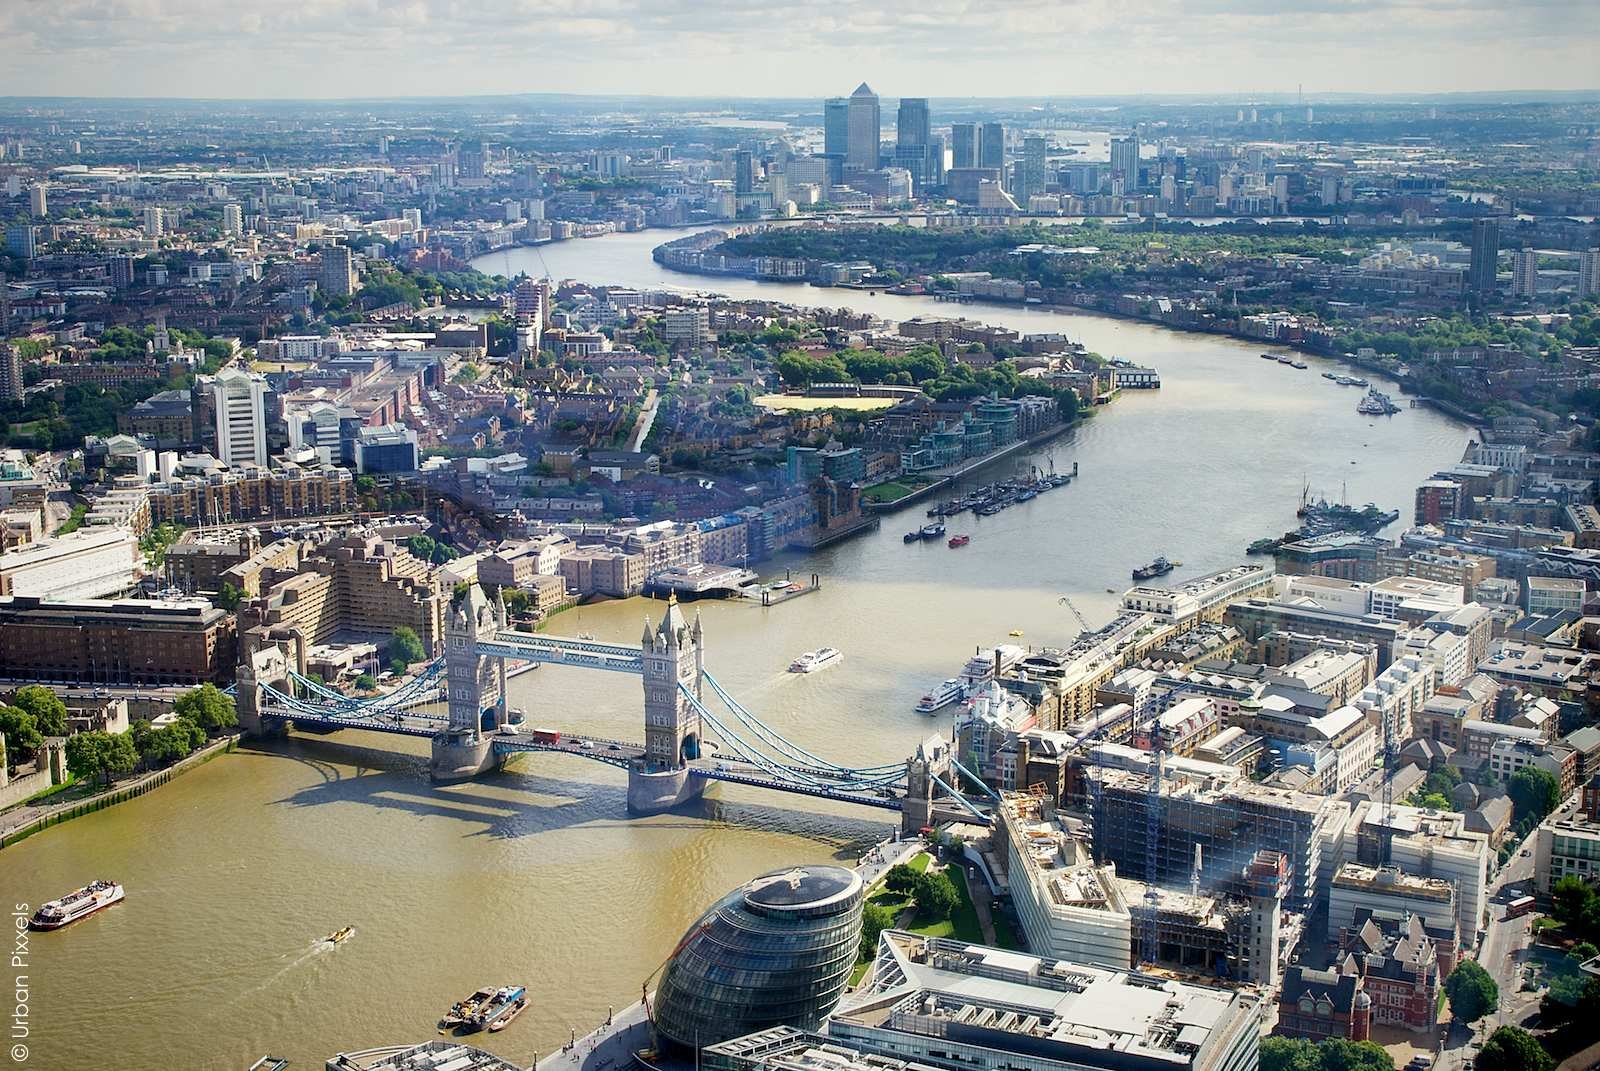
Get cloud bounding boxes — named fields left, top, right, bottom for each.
left=0, top=0, right=1595, bottom=97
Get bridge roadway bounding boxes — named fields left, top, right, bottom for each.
left=257, top=704, right=907, bottom=813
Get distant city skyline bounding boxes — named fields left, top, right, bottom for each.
left=1, top=0, right=1597, bottom=99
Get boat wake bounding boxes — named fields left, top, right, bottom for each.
left=237, top=936, right=348, bottom=998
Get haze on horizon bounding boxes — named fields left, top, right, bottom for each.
left=1, top=0, right=1597, bottom=102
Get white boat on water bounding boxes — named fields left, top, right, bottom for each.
left=29, top=880, right=124, bottom=930
left=915, top=678, right=965, bottom=714
left=789, top=647, right=843, bottom=673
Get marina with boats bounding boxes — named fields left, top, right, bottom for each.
left=905, top=463, right=1077, bottom=544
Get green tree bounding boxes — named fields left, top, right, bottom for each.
left=503, top=589, right=531, bottom=617
left=10, top=685, right=68, bottom=737
left=64, top=730, right=137, bottom=786
left=1319, top=1040, right=1393, bottom=1071
left=215, top=582, right=244, bottom=611
left=1260, top=1038, right=1321, bottom=1071
left=1508, top=767, right=1560, bottom=822
left=1552, top=876, right=1597, bottom=930
left=355, top=673, right=377, bottom=692
left=1475, top=1026, right=1553, bottom=1071
left=171, top=683, right=237, bottom=733
left=389, top=626, right=426, bottom=666
left=1443, top=959, right=1498, bottom=1024
left=0, top=705, right=44, bottom=763
left=914, top=871, right=960, bottom=920
left=884, top=863, right=921, bottom=895
left=859, top=901, right=896, bottom=960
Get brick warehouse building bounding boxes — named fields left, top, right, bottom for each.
left=0, top=595, right=237, bottom=685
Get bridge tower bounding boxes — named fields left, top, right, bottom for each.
left=431, top=583, right=507, bottom=782
left=628, top=594, right=707, bottom=814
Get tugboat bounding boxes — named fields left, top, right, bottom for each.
left=29, top=880, right=124, bottom=930
left=903, top=530, right=921, bottom=544
left=948, top=534, right=970, bottom=548
left=1132, top=556, right=1175, bottom=582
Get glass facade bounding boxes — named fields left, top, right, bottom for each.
left=652, top=865, right=864, bottom=1051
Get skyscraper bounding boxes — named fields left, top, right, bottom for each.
left=823, top=97, right=850, bottom=185
left=1512, top=247, right=1538, bottom=299
left=28, top=184, right=46, bottom=217
left=211, top=367, right=268, bottom=469
left=1110, top=134, right=1140, bottom=189
left=925, top=133, right=947, bottom=189
left=978, top=122, right=1005, bottom=171
left=847, top=83, right=880, bottom=172
left=4, top=225, right=37, bottom=260
left=895, top=97, right=931, bottom=193
left=109, top=254, right=134, bottom=290
left=1468, top=218, right=1500, bottom=295
left=320, top=243, right=357, bottom=298
left=222, top=203, right=243, bottom=236
left=1020, top=136, right=1049, bottom=200
left=1580, top=248, right=1600, bottom=299
left=143, top=206, right=165, bottom=238
left=896, top=98, right=930, bottom=151
left=0, top=343, right=22, bottom=402
left=950, top=123, right=977, bottom=170
left=734, top=149, right=755, bottom=195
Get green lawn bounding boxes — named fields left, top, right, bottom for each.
left=862, top=479, right=931, bottom=505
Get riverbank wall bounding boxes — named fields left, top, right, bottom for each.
left=866, top=422, right=1076, bottom=515
left=0, top=734, right=239, bottom=849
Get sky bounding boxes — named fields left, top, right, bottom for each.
left=1, top=0, right=1597, bottom=100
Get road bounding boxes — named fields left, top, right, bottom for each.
left=1436, top=792, right=1584, bottom=1071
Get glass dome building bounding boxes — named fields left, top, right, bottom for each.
left=652, top=864, right=865, bottom=1051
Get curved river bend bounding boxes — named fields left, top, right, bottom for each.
left=0, top=229, right=1471, bottom=1069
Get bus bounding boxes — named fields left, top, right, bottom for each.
left=1506, top=895, right=1536, bottom=919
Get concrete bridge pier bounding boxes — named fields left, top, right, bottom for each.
left=626, top=763, right=707, bottom=815
left=431, top=729, right=505, bottom=783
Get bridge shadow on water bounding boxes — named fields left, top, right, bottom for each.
left=250, top=735, right=889, bottom=853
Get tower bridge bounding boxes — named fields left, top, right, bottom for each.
left=237, top=586, right=990, bottom=832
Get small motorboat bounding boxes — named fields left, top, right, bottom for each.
left=324, top=926, right=355, bottom=946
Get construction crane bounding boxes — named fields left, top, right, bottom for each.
left=1379, top=706, right=1397, bottom=865
left=1057, top=593, right=1093, bottom=636
left=1142, top=715, right=1165, bottom=965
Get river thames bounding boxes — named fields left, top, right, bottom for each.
left=0, top=229, right=1473, bottom=1069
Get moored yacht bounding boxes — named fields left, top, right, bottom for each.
left=915, top=679, right=965, bottom=713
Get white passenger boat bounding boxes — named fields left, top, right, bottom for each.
left=915, top=678, right=965, bottom=713
left=789, top=647, right=843, bottom=673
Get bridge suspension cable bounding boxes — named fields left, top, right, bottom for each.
left=683, top=688, right=903, bottom=792
left=700, top=672, right=904, bottom=777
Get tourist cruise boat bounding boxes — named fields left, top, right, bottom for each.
left=789, top=647, right=843, bottom=673
left=915, top=678, right=965, bottom=714
left=29, top=880, right=124, bottom=930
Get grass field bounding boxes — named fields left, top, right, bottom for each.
left=754, top=393, right=898, bottom=412
left=863, top=477, right=933, bottom=504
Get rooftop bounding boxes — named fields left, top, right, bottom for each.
left=838, top=933, right=1260, bottom=1070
